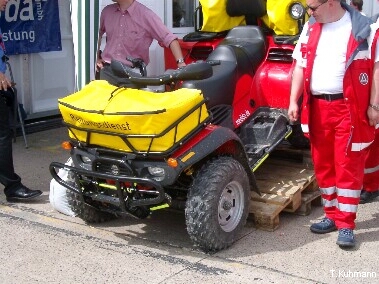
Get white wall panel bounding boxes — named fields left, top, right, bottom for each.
left=363, top=0, right=379, bottom=17
left=10, top=0, right=75, bottom=118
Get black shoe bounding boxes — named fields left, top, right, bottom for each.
left=360, top=190, right=379, bottom=204
left=6, top=185, right=42, bottom=202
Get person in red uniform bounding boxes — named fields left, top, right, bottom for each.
left=288, top=0, right=379, bottom=248
left=361, top=17, right=379, bottom=204
left=361, top=130, right=379, bottom=203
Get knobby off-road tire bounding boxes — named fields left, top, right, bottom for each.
left=185, top=157, right=250, bottom=252
left=66, top=189, right=117, bottom=224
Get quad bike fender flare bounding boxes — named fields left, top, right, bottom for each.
left=173, top=125, right=259, bottom=193
left=49, top=162, right=166, bottom=207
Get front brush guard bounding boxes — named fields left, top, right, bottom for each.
left=49, top=162, right=166, bottom=210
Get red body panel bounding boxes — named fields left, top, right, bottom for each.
left=164, top=34, right=295, bottom=129
left=231, top=73, right=255, bottom=127
left=253, top=36, right=295, bottom=109
left=171, top=124, right=220, bottom=159
left=164, top=38, right=224, bottom=70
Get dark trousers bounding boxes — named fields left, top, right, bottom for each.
left=0, top=90, right=22, bottom=195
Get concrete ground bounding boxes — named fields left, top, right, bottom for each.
left=0, top=126, right=378, bottom=284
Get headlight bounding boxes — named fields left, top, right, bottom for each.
left=110, top=165, right=120, bottom=175
left=148, top=166, right=165, bottom=181
left=289, top=2, right=305, bottom=20
left=80, top=155, right=92, bottom=164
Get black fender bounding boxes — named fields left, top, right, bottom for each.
left=172, top=125, right=259, bottom=193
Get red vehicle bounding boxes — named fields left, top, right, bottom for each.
left=165, top=0, right=308, bottom=149
left=50, top=2, right=308, bottom=252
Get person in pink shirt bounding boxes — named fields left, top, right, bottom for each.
left=96, top=0, right=186, bottom=85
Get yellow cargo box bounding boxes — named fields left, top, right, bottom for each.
left=58, top=80, right=209, bottom=154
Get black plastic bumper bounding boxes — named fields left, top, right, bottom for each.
left=49, top=162, right=166, bottom=209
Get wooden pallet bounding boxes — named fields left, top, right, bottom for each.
left=249, top=143, right=321, bottom=231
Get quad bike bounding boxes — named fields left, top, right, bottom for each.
left=50, top=2, right=308, bottom=252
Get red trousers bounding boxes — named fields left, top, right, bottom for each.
left=309, top=98, right=366, bottom=229
left=363, top=129, right=379, bottom=192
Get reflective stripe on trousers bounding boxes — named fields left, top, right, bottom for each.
left=309, top=98, right=366, bottom=229
left=363, top=130, right=379, bottom=192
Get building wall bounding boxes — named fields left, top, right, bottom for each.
left=362, top=0, right=379, bottom=17
left=9, top=0, right=75, bottom=119
left=71, top=1, right=101, bottom=90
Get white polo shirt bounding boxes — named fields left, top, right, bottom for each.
left=293, top=12, right=351, bottom=95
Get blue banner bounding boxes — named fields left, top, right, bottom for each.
left=0, top=0, right=62, bottom=55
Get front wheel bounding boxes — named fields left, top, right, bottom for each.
left=67, top=189, right=117, bottom=224
left=185, top=157, right=250, bottom=252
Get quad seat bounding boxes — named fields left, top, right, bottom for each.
left=182, top=26, right=267, bottom=109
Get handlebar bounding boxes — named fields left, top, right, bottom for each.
left=126, top=56, right=147, bottom=76
left=110, top=60, right=215, bottom=87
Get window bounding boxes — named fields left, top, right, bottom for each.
left=166, top=0, right=199, bottom=34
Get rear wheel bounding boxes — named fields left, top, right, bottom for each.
left=185, top=157, right=250, bottom=252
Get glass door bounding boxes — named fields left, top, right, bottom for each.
left=166, top=0, right=199, bottom=35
